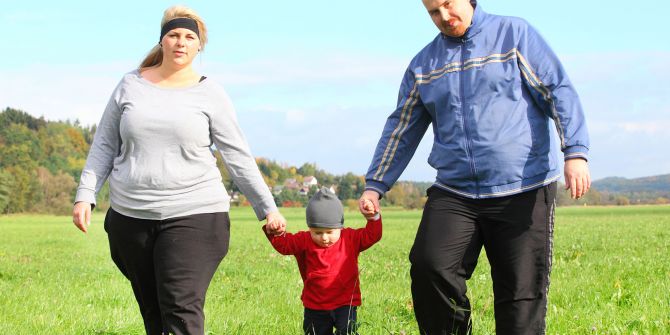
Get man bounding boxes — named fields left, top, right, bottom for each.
left=358, top=0, right=590, bottom=334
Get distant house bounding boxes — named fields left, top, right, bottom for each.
left=303, top=176, right=318, bottom=187
left=298, top=186, right=310, bottom=196
left=284, top=178, right=300, bottom=190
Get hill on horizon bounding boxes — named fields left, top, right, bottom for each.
left=593, top=174, right=670, bottom=193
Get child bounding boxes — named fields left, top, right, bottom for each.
left=263, top=187, right=381, bottom=335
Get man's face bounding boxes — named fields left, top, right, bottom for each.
left=422, top=0, right=474, bottom=37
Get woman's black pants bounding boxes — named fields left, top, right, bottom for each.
left=409, top=183, right=557, bottom=335
left=104, top=208, right=230, bottom=335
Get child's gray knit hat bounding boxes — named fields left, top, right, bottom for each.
left=306, top=187, right=344, bottom=229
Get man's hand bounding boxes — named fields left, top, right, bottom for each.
left=564, top=159, right=591, bottom=199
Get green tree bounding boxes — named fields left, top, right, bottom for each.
left=298, top=162, right=317, bottom=177
left=0, top=169, right=13, bottom=213
left=306, top=185, right=319, bottom=199
left=3, top=166, right=41, bottom=213
left=0, top=107, right=46, bottom=131
left=0, top=123, right=42, bottom=168
left=336, top=173, right=364, bottom=201
left=275, top=189, right=305, bottom=207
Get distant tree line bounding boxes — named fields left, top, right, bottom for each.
left=0, top=108, right=97, bottom=215
left=1, top=107, right=667, bottom=215
left=555, top=185, right=670, bottom=207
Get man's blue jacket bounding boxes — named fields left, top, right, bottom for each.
left=365, top=4, right=589, bottom=199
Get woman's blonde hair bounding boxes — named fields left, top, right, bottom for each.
left=139, top=5, right=208, bottom=69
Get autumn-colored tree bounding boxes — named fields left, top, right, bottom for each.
left=383, top=182, right=427, bottom=209
left=615, top=196, right=630, bottom=206
left=36, top=122, right=90, bottom=177
left=655, top=197, right=669, bottom=205
left=34, top=167, right=77, bottom=215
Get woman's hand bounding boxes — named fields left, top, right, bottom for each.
left=265, top=211, right=287, bottom=235
left=72, top=202, right=92, bottom=233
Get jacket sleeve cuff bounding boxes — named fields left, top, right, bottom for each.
left=365, top=180, right=389, bottom=198
left=563, top=145, right=589, bottom=162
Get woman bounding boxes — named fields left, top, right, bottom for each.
left=72, top=5, right=286, bottom=335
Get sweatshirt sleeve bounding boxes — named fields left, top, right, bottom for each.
left=365, top=66, right=432, bottom=196
left=209, top=89, right=278, bottom=220
left=352, top=214, right=382, bottom=252
left=516, top=22, right=590, bottom=161
left=263, top=227, right=306, bottom=256
left=74, top=87, right=122, bottom=206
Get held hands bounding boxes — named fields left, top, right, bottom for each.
left=265, top=211, right=287, bottom=236
left=359, top=190, right=381, bottom=219
left=564, top=158, right=591, bottom=199
left=72, top=202, right=92, bottom=233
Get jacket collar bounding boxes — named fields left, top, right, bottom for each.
left=444, top=2, right=486, bottom=42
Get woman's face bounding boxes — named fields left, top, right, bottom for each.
left=160, top=27, right=200, bottom=67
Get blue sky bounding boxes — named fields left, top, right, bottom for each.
left=2, top=1, right=669, bottom=182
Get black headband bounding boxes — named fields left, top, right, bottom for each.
left=160, top=18, right=200, bottom=42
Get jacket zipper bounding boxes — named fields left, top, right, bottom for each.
left=458, top=37, right=480, bottom=196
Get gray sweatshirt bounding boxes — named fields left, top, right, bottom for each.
left=75, top=70, right=277, bottom=220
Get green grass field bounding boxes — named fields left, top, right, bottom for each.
left=1, top=205, right=669, bottom=334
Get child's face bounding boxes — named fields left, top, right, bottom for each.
left=309, top=227, right=342, bottom=248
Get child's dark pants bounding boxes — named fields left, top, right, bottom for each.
left=303, top=305, right=358, bottom=335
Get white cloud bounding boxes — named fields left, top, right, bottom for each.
left=354, top=135, right=378, bottom=148
left=2, top=10, right=50, bottom=23
left=0, top=62, right=133, bottom=125
left=205, top=52, right=406, bottom=87
left=619, top=121, right=670, bottom=135
left=590, top=119, right=670, bottom=137
left=285, top=109, right=306, bottom=124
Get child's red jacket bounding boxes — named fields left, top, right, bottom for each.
left=265, top=216, right=382, bottom=310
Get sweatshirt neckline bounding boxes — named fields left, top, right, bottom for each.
left=133, top=69, right=208, bottom=91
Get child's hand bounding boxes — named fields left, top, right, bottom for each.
left=265, top=211, right=287, bottom=236
left=264, top=223, right=286, bottom=236
left=360, top=199, right=378, bottom=219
